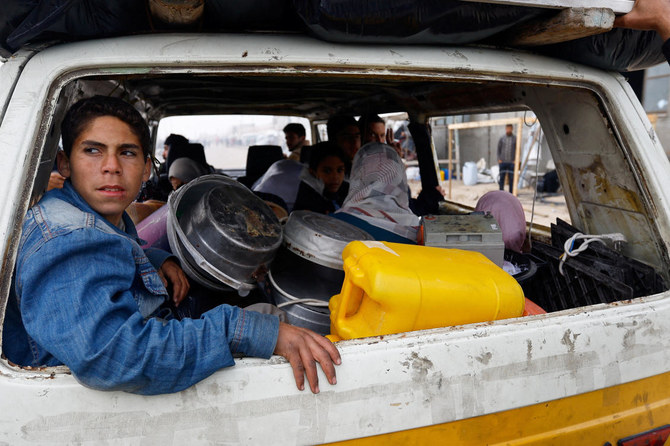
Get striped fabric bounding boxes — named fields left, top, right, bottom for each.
left=336, top=142, right=418, bottom=241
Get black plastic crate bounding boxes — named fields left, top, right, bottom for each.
left=520, top=219, right=665, bottom=312
left=551, top=219, right=665, bottom=298
left=525, top=242, right=633, bottom=312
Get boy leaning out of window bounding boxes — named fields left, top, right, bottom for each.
left=2, top=95, right=340, bottom=395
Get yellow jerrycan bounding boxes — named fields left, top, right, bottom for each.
left=329, top=241, right=525, bottom=341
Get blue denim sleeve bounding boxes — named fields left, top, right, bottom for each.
left=144, top=247, right=173, bottom=270
left=16, top=228, right=279, bottom=395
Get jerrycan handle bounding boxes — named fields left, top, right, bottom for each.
left=334, top=262, right=366, bottom=331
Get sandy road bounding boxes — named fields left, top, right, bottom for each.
left=409, top=179, right=571, bottom=228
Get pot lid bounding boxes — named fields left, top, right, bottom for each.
left=283, top=210, right=373, bottom=269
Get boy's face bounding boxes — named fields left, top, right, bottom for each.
left=313, top=155, right=346, bottom=194
left=58, top=116, right=150, bottom=227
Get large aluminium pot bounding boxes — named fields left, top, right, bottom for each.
left=269, top=210, right=373, bottom=334
left=167, top=174, right=282, bottom=294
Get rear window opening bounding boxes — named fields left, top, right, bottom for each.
left=4, top=69, right=669, bottom=362
left=156, top=115, right=312, bottom=172
left=425, top=111, right=568, bottom=229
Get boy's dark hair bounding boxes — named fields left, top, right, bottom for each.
left=61, top=95, right=151, bottom=158
left=326, top=115, right=357, bottom=141
left=358, top=113, right=384, bottom=133
left=308, top=141, right=347, bottom=171
left=283, top=123, right=306, bottom=137
left=164, top=133, right=189, bottom=148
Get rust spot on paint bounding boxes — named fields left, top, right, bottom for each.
left=564, top=155, right=644, bottom=212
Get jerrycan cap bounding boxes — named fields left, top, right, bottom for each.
left=283, top=210, right=373, bottom=270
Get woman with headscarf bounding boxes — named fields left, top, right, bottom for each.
left=168, top=157, right=210, bottom=190
left=333, top=142, right=419, bottom=244
left=134, top=157, right=209, bottom=252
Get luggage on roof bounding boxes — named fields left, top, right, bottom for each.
left=1, top=0, right=664, bottom=71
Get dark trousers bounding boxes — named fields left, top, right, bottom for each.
left=499, top=162, right=515, bottom=193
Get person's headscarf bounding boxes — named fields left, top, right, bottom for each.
left=252, top=159, right=304, bottom=211
left=337, top=142, right=418, bottom=241
left=168, top=157, right=209, bottom=184
left=475, top=190, right=526, bottom=253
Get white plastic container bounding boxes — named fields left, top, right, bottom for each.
left=463, top=161, right=478, bottom=185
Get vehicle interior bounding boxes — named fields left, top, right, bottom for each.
left=20, top=68, right=670, bottom=341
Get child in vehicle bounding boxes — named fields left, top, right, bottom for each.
left=168, top=156, right=209, bottom=190
left=293, top=142, right=349, bottom=214
left=2, top=95, right=340, bottom=395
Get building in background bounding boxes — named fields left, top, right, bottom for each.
left=643, top=63, right=670, bottom=156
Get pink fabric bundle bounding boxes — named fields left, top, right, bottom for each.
left=475, top=190, right=526, bottom=253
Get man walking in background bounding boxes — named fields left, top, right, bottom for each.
left=497, top=124, right=516, bottom=193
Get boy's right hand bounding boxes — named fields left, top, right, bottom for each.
left=274, top=322, right=341, bottom=394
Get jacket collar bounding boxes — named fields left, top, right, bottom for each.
left=51, top=180, right=140, bottom=241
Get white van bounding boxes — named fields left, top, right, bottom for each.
left=1, top=32, right=670, bottom=444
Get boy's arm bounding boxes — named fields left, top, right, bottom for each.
left=17, top=229, right=278, bottom=395
left=144, top=247, right=173, bottom=269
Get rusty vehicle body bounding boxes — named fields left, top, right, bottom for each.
left=1, top=33, right=669, bottom=444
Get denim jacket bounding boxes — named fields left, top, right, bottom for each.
left=3, top=181, right=279, bottom=395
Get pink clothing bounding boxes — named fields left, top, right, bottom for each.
left=475, top=191, right=526, bottom=253
left=136, top=203, right=170, bottom=251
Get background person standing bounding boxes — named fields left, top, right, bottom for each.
left=283, top=123, right=306, bottom=161
left=497, top=124, right=516, bottom=193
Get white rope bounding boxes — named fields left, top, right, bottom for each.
left=558, top=232, right=626, bottom=276
left=277, top=299, right=330, bottom=309
left=527, top=128, right=542, bottom=251
left=268, top=270, right=331, bottom=308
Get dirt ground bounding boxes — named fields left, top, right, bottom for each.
left=409, top=179, right=571, bottom=228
